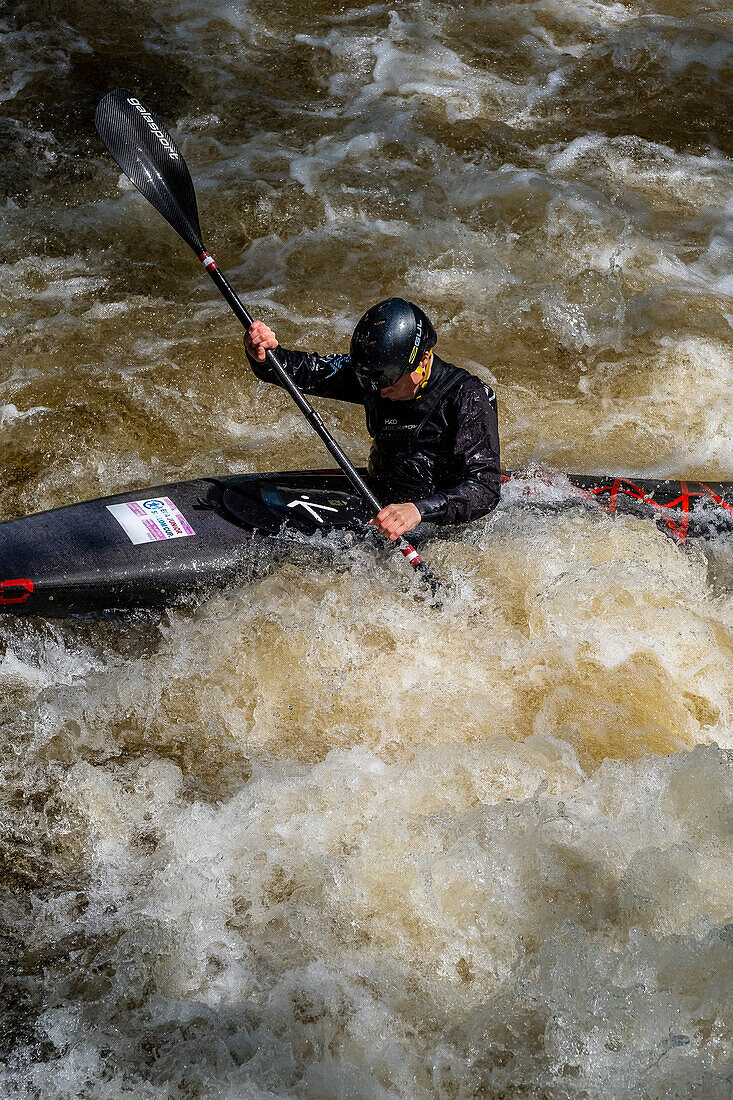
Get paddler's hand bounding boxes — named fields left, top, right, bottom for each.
left=244, top=320, right=279, bottom=362
left=369, top=502, right=421, bottom=541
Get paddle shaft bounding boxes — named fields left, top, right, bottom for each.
left=197, top=250, right=434, bottom=582
left=94, top=90, right=442, bottom=592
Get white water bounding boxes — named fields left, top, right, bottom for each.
left=1, top=0, right=732, bottom=1095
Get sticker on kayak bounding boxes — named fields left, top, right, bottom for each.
left=107, top=497, right=195, bottom=545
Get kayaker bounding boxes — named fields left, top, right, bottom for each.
left=244, top=298, right=500, bottom=540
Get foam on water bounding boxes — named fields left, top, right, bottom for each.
left=1, top=0, right=732, bottom=1094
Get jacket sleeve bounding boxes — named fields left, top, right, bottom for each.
left=246, top=346, right=365, bottom=405
left=413, top=380, right=501, bottom=525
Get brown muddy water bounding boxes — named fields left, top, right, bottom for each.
left=1, top=0, right=733, bottom=1096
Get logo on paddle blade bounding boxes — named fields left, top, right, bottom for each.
left=127, top=98, right=180, bottom=161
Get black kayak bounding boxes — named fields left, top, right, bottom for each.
left=0, top=468, right=731, bottom=616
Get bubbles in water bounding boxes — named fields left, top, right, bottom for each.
left=1, top=0, right=732, bottom=1094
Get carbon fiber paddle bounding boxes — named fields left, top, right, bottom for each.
left=94, top=89, right=441, bottom=595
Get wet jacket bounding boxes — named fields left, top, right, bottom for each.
left=247, top=347, right=501, bottom=525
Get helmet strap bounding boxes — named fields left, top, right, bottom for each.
left=414, top=350, right=434, bottom=390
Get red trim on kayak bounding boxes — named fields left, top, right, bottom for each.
left=500, top=473, right=733, bottom=544
left=582, top=477, right=733, bottom=544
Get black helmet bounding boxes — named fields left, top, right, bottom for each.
left=350, top=298, right=437, bottom=392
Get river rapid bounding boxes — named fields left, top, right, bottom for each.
left=2, top=1, right=733, bottom=1097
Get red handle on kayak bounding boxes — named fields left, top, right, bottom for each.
left=0, top=579, right=34, bottom=605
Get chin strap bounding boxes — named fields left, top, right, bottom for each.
left=414, top=349, right=434, bottom=391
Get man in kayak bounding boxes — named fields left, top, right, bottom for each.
left=244, top=298, right=500, bottom=540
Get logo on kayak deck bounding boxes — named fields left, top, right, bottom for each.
left=287, top=495, right=339, bottom=524
left=0, top=579, right=33, bottom=605
left=127, top=98, right=179, bottom=161
left=107, top=497, right=195, bottom=545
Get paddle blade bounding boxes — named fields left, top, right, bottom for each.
left=95, top=89, right=204, bottom=253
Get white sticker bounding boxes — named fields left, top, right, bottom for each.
left=107, top=496, right=195, bottom=545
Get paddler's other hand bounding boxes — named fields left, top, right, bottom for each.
left=369, top=502, right=421, bottom=541
left=244, top=320, right=278, bottom=362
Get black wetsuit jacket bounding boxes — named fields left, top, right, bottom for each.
left=247, top=347, right=501, bottom=525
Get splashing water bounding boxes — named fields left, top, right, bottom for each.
left=1, top=0, right=732, bottom=1096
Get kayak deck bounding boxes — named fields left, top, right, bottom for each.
left=0, top=468, right=731, bottom=616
